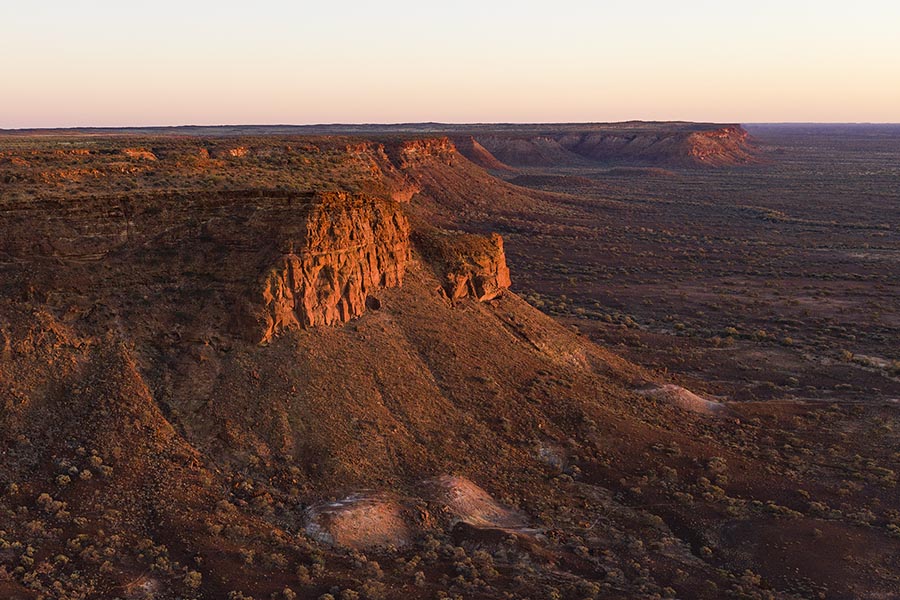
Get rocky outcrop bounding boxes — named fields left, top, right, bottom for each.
left=252, top=193, right=410, bottom=342
left=388, top=137, right=457, bottom=168
left=122, top=147, right=158, bottom=161
left=414, top=229, right=511, bottom=302
left=251, top=190, right=512, bottom=342
left=682, top=126, right=753, bottom=165
left=305, top=494, right=413, bottom=550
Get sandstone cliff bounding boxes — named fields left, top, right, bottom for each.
left=386, top=137, right=457, bottom=169
left=252, top=193, right=410, bottom=342
left=249, top=189, right=514, bottom=341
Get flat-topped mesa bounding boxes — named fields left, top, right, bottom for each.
left=473, top=124, right=755, bottom=167
left=414, top=229, right=512, bottom=302
left=252, top=193, right=410, bottom=343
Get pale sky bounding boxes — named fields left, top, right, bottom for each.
left=2, top=0, right=899, bottom=128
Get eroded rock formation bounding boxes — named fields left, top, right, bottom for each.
left=249, top=191, right=513, bottom=342
left=389, top=137, right=457, bottom=168
left=252, top=193, right=411, bottom=342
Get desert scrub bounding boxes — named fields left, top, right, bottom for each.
left=184, top=570, right=202, bottom=589
left=762, top=501, right=803, bottom=518
left=707, top=456, right=727, bottom=474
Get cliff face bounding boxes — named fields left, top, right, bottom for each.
left=250, top=189, right=514, bottom=341
left=475, top=125, right=754, bottom=167
left=444, top=232, right=511, bottom=301
left=383, top=137, right=458, bottom=170
left=253, top=194, right=410, bottom=342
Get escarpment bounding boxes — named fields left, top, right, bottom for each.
left=450, top=136, right=516, bottom=172
left=0, top=158, right=514, bottom=349
left=250, top=192, right=514, bottom=342
left=252, top=194, right=411, bottom=343
left=6, top=130, right=897, bottom=600
left=474, top=124, right=754, bottom=167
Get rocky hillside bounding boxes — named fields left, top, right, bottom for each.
left=1, top=132, right=896, bottom=600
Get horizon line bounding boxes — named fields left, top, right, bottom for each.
left=4, top=120, right=900, bottom=134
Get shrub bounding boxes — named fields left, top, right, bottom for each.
left=184, top=570, right=202, bottom=589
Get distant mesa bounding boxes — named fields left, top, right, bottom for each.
left=473, top=124, right=755, bottom=168
left=4, top=121, right=756, bottom=169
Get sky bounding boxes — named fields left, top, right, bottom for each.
left=2, top=0, right=899, bottom=128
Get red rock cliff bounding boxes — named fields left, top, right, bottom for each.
left=252, top=193, right=410, bottom=343
left=388, top=138, right=457, bottom=168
